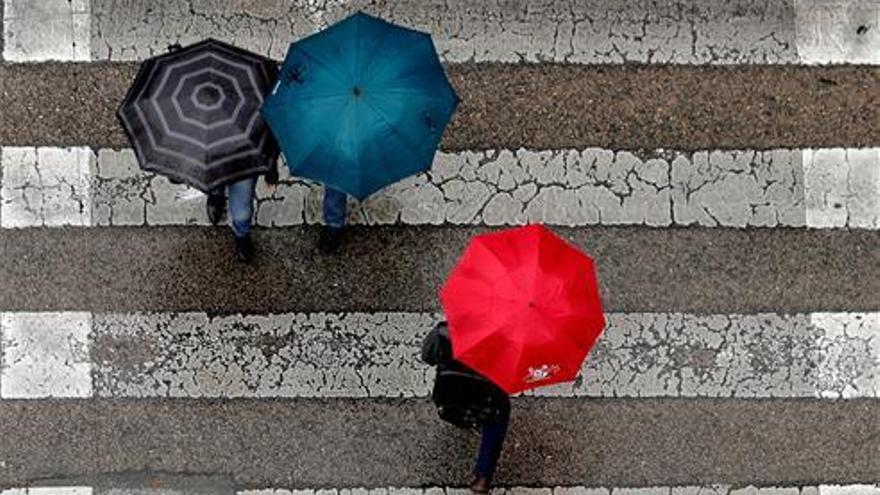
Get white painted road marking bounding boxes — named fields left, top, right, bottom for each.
left=0, top=147, right=92, bottom=228
left=804, top=148, right=880, bottom=229
left=795, top=0, right=880, bottom=64
left=2, top=147, right=878, bottom=229
left=1, top=489, right=93, bottom=495
left=0, top=312, right=92, bottom=399
left=3, top=0, right=879, bottom=63
left=2, top=0, right=90, bottom=62
left=2, top=311, right=877, bottom=399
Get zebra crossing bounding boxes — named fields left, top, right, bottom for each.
left=1, top=146, right=877, bottom=229
left=0, top=0, right=878, bottom=492
left=2, top=311, right=879, bottom=400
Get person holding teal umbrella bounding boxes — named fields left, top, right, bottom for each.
left=262, top=12, right=459, bottom=253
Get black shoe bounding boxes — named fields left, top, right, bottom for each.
left=318, top=226, right=344, bottom=254
left=470, top=476, right=491, bottom=494
left=235, top=234, right=255, bottom=263
left=206, top=194, right=226, bottom=225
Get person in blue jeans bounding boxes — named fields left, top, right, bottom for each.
left=208, top=177, right=349, bottom=260
left=473, top=396, right=510, bottom=493
left=206, top=166, right=278, bottom=262
left=318, top=187, right=348, bottom=254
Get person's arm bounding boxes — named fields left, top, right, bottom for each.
left=420, top=324, right=441, bottom=365
left=264, top=161, right=279, bottom=186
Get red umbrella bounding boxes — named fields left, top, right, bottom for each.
left=440, top=224, right=606, bottom=394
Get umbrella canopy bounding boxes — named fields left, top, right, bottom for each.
left=118, top=39, right=279, bottom=192
left=440, top=224, right=606, bottom=395
left=261, top=12, right=459, bottom=200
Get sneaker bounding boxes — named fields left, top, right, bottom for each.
left=206, top=194, right=226, bottom=225
left=470, top=476, right=491, bottom=494
left=318, top=226, right=344, bottom=254
left=235, top=234, right=255, bottom=263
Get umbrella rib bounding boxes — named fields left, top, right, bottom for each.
left=358, top=24, right=402, bottom=82
left=294, top=44, right=353, bottom=89
left=358, top=97, right=425, bottom=175
left=369, top=89, right=452, bottom=101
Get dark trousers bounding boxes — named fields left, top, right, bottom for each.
left=474, top=403, right=510, bottom=479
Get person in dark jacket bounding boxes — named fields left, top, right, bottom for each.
left=206, top=164, right=278, bottom=263
left=422, top=321, right=511, bottom=494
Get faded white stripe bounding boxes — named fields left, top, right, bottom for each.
left=4, top=1, right=879, bottom=64
left=2, top=0, right=90, bottom=62
left=1, top=486, right=92, bottom=494
left=2, top=147, right=877, bottom=229
left=0, top=312, right=92, bottom=399
left=2, top=311, right=877, bottom=399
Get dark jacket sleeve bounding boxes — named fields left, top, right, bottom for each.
left=264, top=161, right=279, bottom=185
left=421, top=321, right=451, bottom=365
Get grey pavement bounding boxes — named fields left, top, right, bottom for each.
left=1, top=63, right=877, bottom=151
left=1, top=398, right=879, bottom=488
left=4, top=482, right=872, bottom=495
left=5, top=146, right=877, bottom=229
left=0, top=227, right=876, bottom=314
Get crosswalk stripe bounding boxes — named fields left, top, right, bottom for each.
left=1, top=147, right=877, bottom=229
left=2, top=489, right=92, bottom=495
left=3, top=1, right=878, bottom=64
left=1, top=311, right=877, bottom=400
left=2, top=484, right=880, bottom=495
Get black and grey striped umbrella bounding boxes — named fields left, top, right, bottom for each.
left=118, top=39, right=279, bottom=192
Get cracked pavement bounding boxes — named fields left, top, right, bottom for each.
left=1, top=146, right=877, bottom=229
left=7, top=311, right=861, bottom=400
left=89, top=0, right=800, bottom=64
left=74, top=0, right=880, bottom=64
left=6, top=0, right=878, bottom=64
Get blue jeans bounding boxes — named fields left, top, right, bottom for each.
left=323, top=187, right=348, bottom=228
left=214, top=181, right=348, bottom=235
left=475, top=404, right=510, bottom=479
left=221, top=177, right=257, bottom=238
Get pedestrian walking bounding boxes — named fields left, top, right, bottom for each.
left=118, top=39, right=280, bottom=263
left=205, top=167, right=279, bottom=262
left=317, top=187, right=348, bottom=254
left=440, top=225, right=606, bottom=395
left=261, top=12, right=459, bottom=254
left=428, top=225, right=607, bottom=491
left=421, top=321, right=510, bottom=494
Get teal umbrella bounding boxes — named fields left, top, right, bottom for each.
left=261, top=12, right=459, bottom=200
